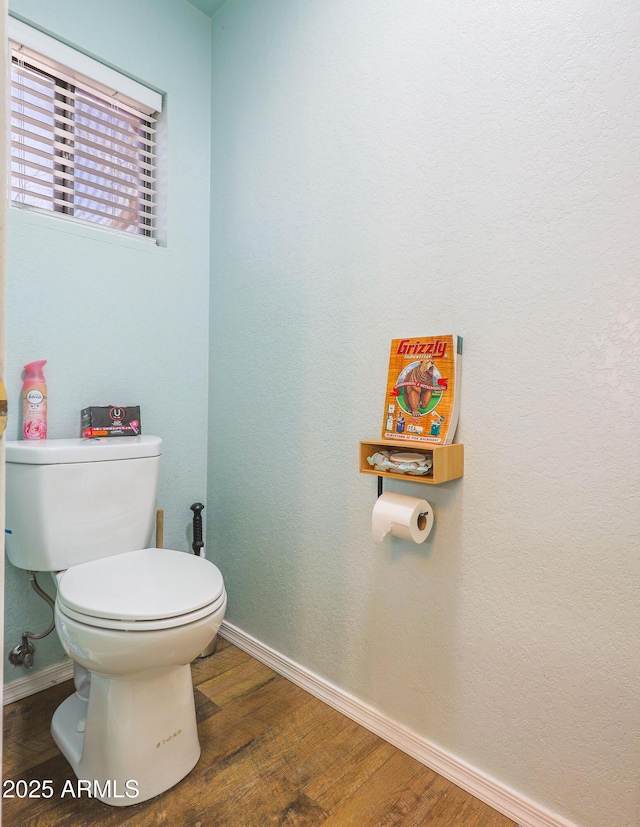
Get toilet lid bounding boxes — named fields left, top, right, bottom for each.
left=57, top=548, right=224, bottom=622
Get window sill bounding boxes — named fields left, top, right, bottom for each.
left=9, top=204, right=165, bottom=251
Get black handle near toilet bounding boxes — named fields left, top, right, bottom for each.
left=189, top=502, right=219, bottom=660
left=190, top=502, right=204, bottom=556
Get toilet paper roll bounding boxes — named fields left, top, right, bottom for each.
left=372, top=492, right=434, bottom=544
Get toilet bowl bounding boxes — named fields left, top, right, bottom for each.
left=51, top=547, right=227, bottom=806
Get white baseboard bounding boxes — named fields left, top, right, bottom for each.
left=218, top=621, right=581, bottom=827
left=3, top=659, right=74, bottom=705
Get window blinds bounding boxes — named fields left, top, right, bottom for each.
left=10, top=28, right=161, bottom=240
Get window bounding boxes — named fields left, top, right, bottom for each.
left=9, top=20, right=162, bottom=240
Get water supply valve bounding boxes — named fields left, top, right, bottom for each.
left=9, top=634, right=35, bottom=669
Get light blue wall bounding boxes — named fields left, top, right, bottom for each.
left=4, top=3, right=639, bottom=826
left=5, top=0, right=212, bottom=677
left=207, top=3, right=640, bottom=827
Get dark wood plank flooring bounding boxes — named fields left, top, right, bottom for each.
left=3, top=638, right=516, bottom=826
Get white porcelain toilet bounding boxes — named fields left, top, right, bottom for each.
left=5, top=436, right=227, bottom=806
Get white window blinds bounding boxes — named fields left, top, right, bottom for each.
left=9, top=21, right=162, bottom=240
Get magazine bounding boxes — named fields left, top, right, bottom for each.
left=381, top=335, right=462, bottom=445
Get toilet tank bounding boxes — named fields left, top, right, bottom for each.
left=5, top=436, right=162, bottom=572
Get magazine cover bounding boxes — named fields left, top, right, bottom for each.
left=381, top=335, right=462, bottom=444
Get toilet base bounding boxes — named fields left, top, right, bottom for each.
left=51, top=664, right=201, bottom=806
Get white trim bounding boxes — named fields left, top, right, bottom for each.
left=10, top=201, right=163, bottom=251
left=3, top=658, right=73, bottom=705
left=8, top=16, right=162, bottom=114
left=218, top=621, right=582, bottom=827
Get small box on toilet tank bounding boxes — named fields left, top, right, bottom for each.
left=81, top=406, right=141, bottom=438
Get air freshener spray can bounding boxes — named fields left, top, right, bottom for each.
left=22, top=360, right=48, bottom=439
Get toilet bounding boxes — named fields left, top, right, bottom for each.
left=4, top=436, right=227, bottom=806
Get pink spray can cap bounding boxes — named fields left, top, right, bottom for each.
left=24, top=360, right=47, bottom=379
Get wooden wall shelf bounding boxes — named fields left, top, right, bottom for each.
left=359, top=439, right=464, bottom=485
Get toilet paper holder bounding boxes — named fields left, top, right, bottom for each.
left=372, top=488, right=434, bottom=542
left=378, top=477, right=429, bottom=530
left=376, top=475, right=430, bottom=527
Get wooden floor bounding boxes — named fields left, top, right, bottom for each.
left=3, top=638, right=516, bottom=827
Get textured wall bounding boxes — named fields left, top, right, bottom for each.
left=207, top=2, right=640, bottom=826
left=5, top=0, right=212, bottom=677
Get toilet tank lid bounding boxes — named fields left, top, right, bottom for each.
left=5, top=436, right=162, bottom=464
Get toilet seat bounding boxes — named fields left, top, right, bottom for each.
left=56, top=592, right=226, bottom=631
left=56, top=547, right=225, bottom=631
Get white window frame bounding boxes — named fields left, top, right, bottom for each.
left=9, top=18, right=163, bottom=241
